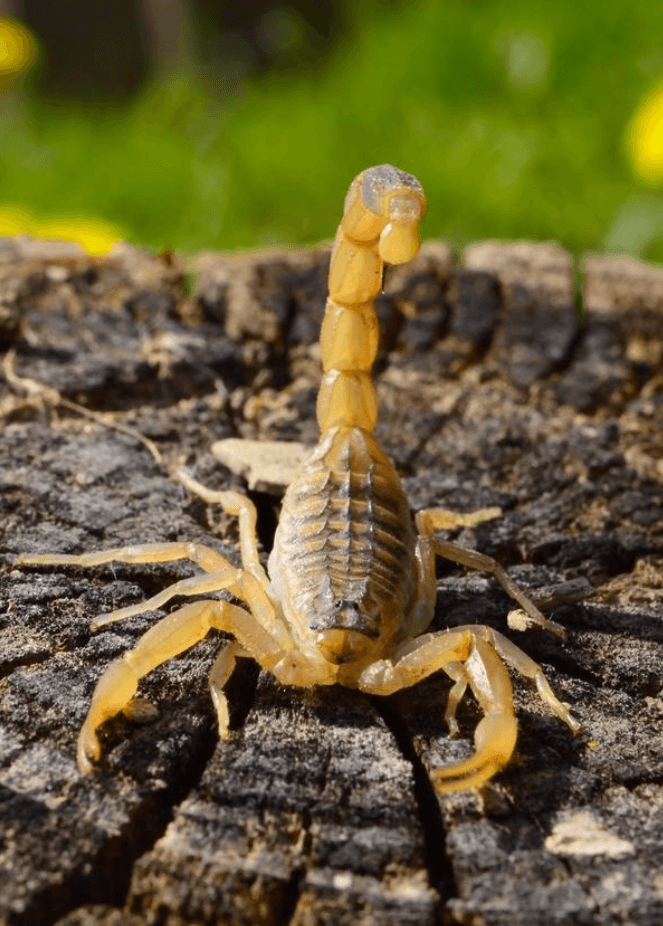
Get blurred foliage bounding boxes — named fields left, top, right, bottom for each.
left=1, top=0, right=663, bottom=259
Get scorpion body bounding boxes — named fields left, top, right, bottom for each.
left=270, top=427, right=417, bottom=670
left=16, top=165, right=579, bottom=790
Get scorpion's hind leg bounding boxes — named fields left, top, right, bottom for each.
left=176, top=469, right=269, bottom=586
left=15, top=539, right=231, bottom=574
left=417, top=506, right=502, bottom=532
left=18, top=541, right=245, bottom=629
left=416, top=508, right=567, bottom=639
left=77, top=598, right=284, bottom=773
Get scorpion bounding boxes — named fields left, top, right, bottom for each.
left=16, top=165, right=580, bottom=791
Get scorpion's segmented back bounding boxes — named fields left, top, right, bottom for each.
left=270, top=427, right=416, bottom=646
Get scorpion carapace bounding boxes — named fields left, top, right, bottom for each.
left=16, top=165, right=580, bottom=790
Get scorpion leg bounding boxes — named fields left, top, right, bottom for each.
left=77, top=598, right=284, bottom=773
left=466, top=624, right=581, bottom=733
left=416, top=508, right=567, bottom=639
left=417, top=506, right=501, bottom=531
left=17, top=541, right=288, bottom=646
left=441, top=661, right=469, bottom=737
left=90, top=570, right=249, bottom=628
left=431, top=626, right=580, bottom=790
left=177, top=469, right=269, bottom=586
left=16, top=541, right=234, bottom=626
left=414, top=507, right=578, bottom=731
left=16, top=539, right=230, bottom=574
left=208, top=639, right=252, bottom=738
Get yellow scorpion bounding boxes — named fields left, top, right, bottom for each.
left=16, top=165, right=579, bottom=790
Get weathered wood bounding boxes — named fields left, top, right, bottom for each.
left=1, top=237, right=662, bottom=926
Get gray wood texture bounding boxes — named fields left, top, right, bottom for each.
left=1, top=235, right=662, bottom=926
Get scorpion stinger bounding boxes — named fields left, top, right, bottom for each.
left=16, top=165, right=579, bottom=790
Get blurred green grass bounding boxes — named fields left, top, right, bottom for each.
left=1, top=0, right=663, bottom=259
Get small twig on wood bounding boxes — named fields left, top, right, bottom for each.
left=1, top=348, right=165, bottom=468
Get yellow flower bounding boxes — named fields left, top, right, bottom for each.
left=0, top=205, right=124, bottom=255
left=626, top=82, right=663, bottom=185
left=36, top=216, right=125, bottom=256
left=0, top=204, right=32, bottom=236
left=0, top=17, right=36, bottom=78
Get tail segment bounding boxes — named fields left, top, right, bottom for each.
left=316, top=165, right=427, bottom=435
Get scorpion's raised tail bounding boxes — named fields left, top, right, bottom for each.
left=317, top=165, right=427, bottom=435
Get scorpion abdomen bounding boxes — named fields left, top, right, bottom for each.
left=269, top=427, right=416, bottom=650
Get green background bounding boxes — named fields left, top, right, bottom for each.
left=1, top=0, right=662, bottom=259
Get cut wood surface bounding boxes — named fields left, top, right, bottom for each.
left=1, top=235, right=663, bottom=926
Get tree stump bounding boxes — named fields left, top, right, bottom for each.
left=1, top=234, right=662, bottom=926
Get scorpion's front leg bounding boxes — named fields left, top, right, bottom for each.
left=77, top=597, right=284, bottom=773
